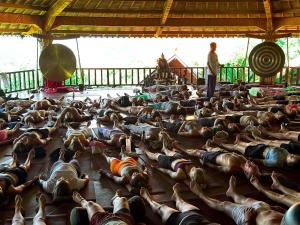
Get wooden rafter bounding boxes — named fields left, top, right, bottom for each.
left=53, top=17, right=267, bottom=30
left=274, top=17, right=300, bottom=30
left=0, top=3, right=46, bottom=12
left=155, top=0, right=174, bottom=37
left=0, top=12, right=42, bottom=27
left=44, top=0, right=73, bottom=32
left=263, top=0, right=273, bottom=32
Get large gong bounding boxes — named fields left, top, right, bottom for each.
left=249, top=42, right=285, bottom=77
left=39, top=44, right=76, bottom=81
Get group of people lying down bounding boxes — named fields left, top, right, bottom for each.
left=1, top=84, right=300, bottom=225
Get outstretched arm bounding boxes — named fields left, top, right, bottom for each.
left=99, top=169, right=126, bottom=184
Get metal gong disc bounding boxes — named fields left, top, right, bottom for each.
left=249, top=41, right=285, bottom=77
left=39, top=44, right=76, bottom=81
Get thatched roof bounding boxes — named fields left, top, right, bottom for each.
left=0, top=0, right=299, bottom=38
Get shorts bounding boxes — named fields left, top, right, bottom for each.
left=244, top=144, right=266, bottom=159
left=0, top=166, right=27, bottom=185
left=157, top=153, right=183, bottom=170
left=199, top=151, right=225, bottom=164
left=280, top=141, right=300, bottom=155
left=28, top=128, right=49, bottom=139
left=166, top=210, right=211, bottom=225
left=91, top=208, right=134, bottom=225
left=197, top=118, right=215, bottom=127
left=231, top=205, right=256, bottom=225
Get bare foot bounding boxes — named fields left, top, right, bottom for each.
left=226, top=176, right=237, bottom=198
left=271, top=171, right=280, bottom=190
left=111, top=189, right=123, bottom=205
left=189, top=180, right=203, bottom=196
left=234, top=134, right=241, bottom=144
left=28, top=149, right=35, bottom=161
left=72, top=191, right=85, bottom=204
left=250, top=176, right=262, bottom=191
left=171, top=183, right=181, bottom=201
left=15, top=194, right=23, bottom=208
left=140, top=187, right=152, bottom=203
left=38, top=193, right=46, bottom=207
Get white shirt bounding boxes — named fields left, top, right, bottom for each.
left=40, top=162, right=86, bottom=193
left=207, top=51, right=220, bottom=76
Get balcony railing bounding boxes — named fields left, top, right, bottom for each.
left=0, top=66, right=299, bottom=93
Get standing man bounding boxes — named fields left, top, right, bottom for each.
left=207, top=42, right=222, bottom=98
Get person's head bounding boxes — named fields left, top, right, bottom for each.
left=200, top=127, right=213, bottom=139
left=243, top=160, right=260, bottom=178
left=214, top=130, right=229, bottom=140
left=0, top=119, right=6, bottom=129
left=53, top=178, right=72, bottom=201
left=210, top=42, right=217, bottom=51
left=189, top=167, right=207, bottom=189
left=203, top=101, right=212, bottom=108
left=227, top=123, right=240, bottom=134
left=281, top=203, right=300, bottom=225
left=130, top=172, right=148, bottom=190
left=110, top=113, right=119, bottom=122
left=286, top=154, right=300, bottom=167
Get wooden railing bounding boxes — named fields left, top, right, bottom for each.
left=0, top=66, right=299, bottom=93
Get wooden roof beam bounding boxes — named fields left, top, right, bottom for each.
left=44, top=0, right=73, bottom=32
left=0, top=12, right=42, bottom=27
left=0, top=3, right=46, bottom=12
left=53, top=17, right=267, bottom=30
left=155, top=0, right=173, bottom=37
left=263, top=0, right=273, bottom=32
left=274, top=17, right=300, bottom=30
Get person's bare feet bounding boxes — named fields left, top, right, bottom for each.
left=234, top=134, right=241, bottom=144
left=11, top=151, right=18, bottom=165
left=140, top=187, right=152, bottom=203
left=59, top=148, right=65, bottom=161
left=38, top=193, right=46, bottom=208
left=271, top=171, right=280, bottom=190
left=189, top=180, right=203, bottom=196
left=28, top=149, right=35, bottom=161
left=226, top=176, right=237, bottom=198
left=250, top=176, right=263, bottom=191
left=111, top=189, right=123, bottom=205
left=72, top=191, right=85, bottom=204
left=171, top=183, right=182, bottom=201
left=203, top=139, right=213, bottom=149
left=15, top=194, right=23, bottom=209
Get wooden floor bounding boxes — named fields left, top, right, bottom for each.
left=0, top=87, right=299, bottom=225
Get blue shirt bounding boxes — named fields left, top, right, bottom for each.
left=263, top=147, right=288, bottom=167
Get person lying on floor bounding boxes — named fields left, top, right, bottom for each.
left=96, top=119, right=127, bottom=147
left=63, top=122, right=92, bottom=152
left=38, top=149, right=89, bottom=201
left=190, top=175, right=285, bottom=225
left=122, top=121, right=161, bottom=140
left=58, top=107, right=93, bottom=123
left=254, top=124, right=300, bottom=143
left=144, top=114, right=184, bottom=134
left=5, top=98, right=35, bottom=109
left=12, top=193, right=47, bottom=225
left=238, top=132, right=300, bottom=155
left=176, top=139, right=261, bottom=178
left=177, top=120, right=214, bottom=138
left=107, top=93, right=144, bottom=107
left=71, top=190, right=136, bottom=225
left=31, top=97, right=63, bottom=110
left=0, top=109, right=23, bottom=124
left=13, top=128, right=52, bottom=157
left=0, top=150, right=36, bottom=206
left=22, top=110, right=56, bottom=127
left=250, top=174, right=300, bottom=208
left=215, top=134, right=300, bottom=168
left=140, top=184, right=219, bottom=225
left=141, top=141, right=206, bottom=186
left=99, top=149, right=149, bottom=193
